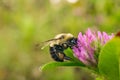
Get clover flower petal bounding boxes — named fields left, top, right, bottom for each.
left=73, top=29, right=114, bottom=67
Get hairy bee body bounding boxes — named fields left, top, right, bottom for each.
left=48, top=33, right=77, bottom=62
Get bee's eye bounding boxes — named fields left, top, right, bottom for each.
left=71, top=40, right=74, bottom=43
left=71, top=39, right=77, bottom=43
left=67, top=38, right=77, bottom=46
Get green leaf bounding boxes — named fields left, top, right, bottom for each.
left=96, top=77, right=104, bottom=80
left=40, top=61, right=85, bottom=71
left=98, top=37, right=120, bottom=80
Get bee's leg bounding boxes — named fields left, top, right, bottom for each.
left=64, top=56, right=71, bottom=60
left=63, top=53, right=72, bottom=61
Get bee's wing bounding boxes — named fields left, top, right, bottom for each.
left=40, top=41, right=51, bottom=50
left=35, top=39, right=59, bottom=50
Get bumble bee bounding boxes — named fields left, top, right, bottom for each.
left=40, top=33, right=77, bottom=62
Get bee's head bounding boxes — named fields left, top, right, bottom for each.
left=67, top=38, right=77, bottom=47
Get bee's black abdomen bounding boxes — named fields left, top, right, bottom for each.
left=49, top=43, right=73, bottom=62
left=49, top=46, right=64, bottom=62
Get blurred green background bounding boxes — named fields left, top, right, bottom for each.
left=0, top=0, right=120, bottom=80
